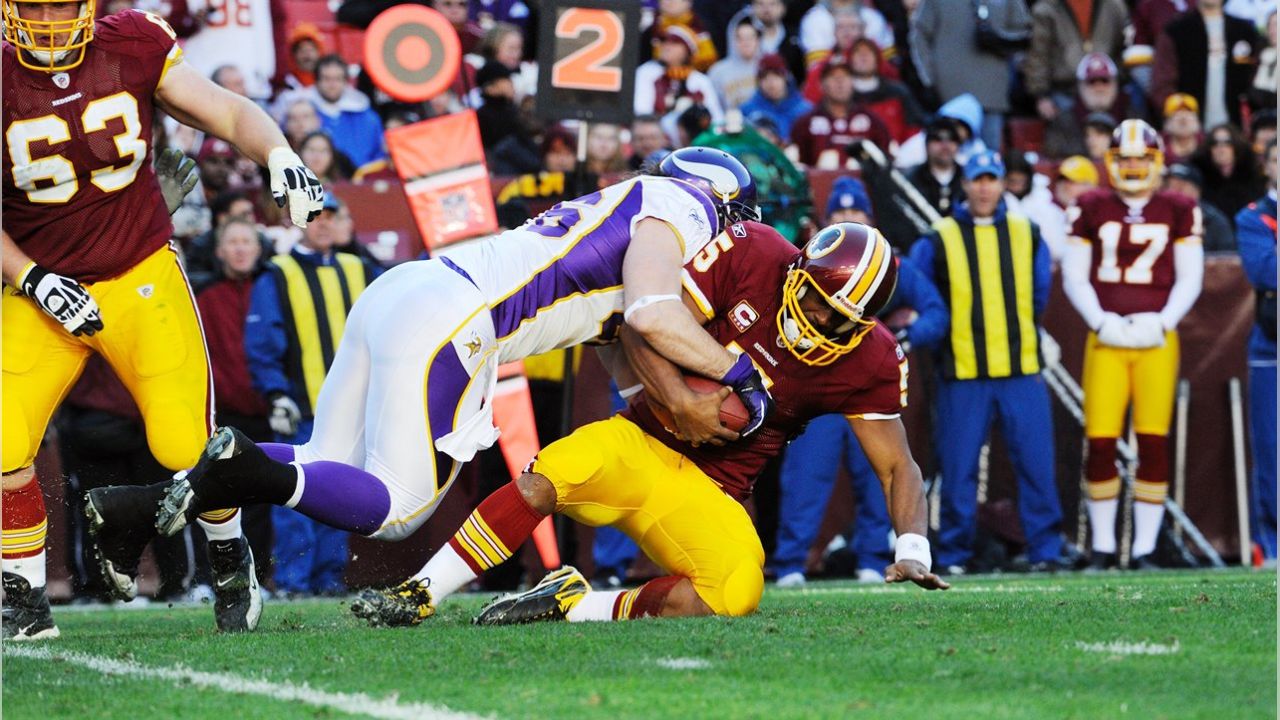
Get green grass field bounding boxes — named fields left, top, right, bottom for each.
left=3, top=569, right=1275, bottom=720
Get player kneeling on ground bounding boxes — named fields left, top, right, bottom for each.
left=352, top=221, right=949, bottom=627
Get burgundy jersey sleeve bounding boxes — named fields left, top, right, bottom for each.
left=833, top=324, right=909, bottom=418
left=1068, top=189, right=1102, bottom=243
left=2, top=10, right=179, bottom=282
left=1170, top=191, right=1202, bottom=244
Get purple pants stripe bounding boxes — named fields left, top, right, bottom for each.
left=426, top=342, right=472, bottom=442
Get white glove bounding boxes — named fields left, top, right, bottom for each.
left=18, top=263, right=103, bottom=336
left=267, top=146, right=325, bottom=228
left=1095, top=312, right=1137, bottom=348
left=268, top=393, right=302, bottom=436
left=1125, top=312, right=1167, bottom=349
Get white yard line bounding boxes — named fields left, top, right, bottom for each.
left=4, top=645, right=491, bottom=720
left=1074, top=640, right=1181, bottom=656
left=794, top=584, right=1066, bottom=596
left=655, top=657, right=711, bottom=670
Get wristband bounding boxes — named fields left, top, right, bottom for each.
left=15, top=260, right=38, bottom=291
left=894, top=533, right=932, bottom=571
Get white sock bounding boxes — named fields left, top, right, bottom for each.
left=198, top=510, right=243, bottom=542
left=412, top=544, right=477, bottom=601
left=566, top=589, right=625, bottom=622
left=1132, top=501, right=1166, bottom=558
left=2, top=550, right=46, bottom=587
left=1087, top=498, right=1118, bottom=553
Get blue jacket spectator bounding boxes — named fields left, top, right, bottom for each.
left=307, top=55, right=386, bottom=168
left=740, top=54, right=813, bottom=144
left=1236, top=161, right=1277, bottom=563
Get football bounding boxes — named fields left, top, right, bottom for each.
left=648, top=375, right=751, bottom=434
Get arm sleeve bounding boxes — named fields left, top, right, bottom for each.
left=1061, top=237, right=1107, bottom=330
left=1159, top=241, right=1204, bottom=330
left=840, top=341, right=909, bottom=418
left=898, top=258, right=949, bottom=350
left=1032, top=225, right=1052, bottom=318
left=908, top=0, right=937, bottom=88
left=1236, top=207, right=1278, bottom=290
left=634, top=179, right=716, bottom=261
left=244, top=272, right=292, bottom=398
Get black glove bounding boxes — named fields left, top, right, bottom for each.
left=720, top=353, right=774, bottom=437
left=19, top=263, right=103, bottom=336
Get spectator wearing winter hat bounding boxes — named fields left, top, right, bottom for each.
left=634, top=26, right=724, bottom=124
left=1044, top=53, right=1142, bottom=159
left=649, top=0, right=719, bottom=71
left=825, top=175, right=876, bottom=223
left=1161, top=93, right=1205, bottom=164
left=1165, top=162, right=1238, bottom=251
left=788, top=55, right=892, bottom=169
left=476, top=61, right=520, bottom=149
left=740, top=54, right=814, bottom=143
left=906, top=117, right=966, bottom=218
left=848, top=37, right=924, bottom=145
left=1082, top=112, right=1118, bottom=161
left=708, top=18, right=765, bottom=110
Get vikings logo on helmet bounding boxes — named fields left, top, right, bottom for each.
left=1105, top=119, right=1164, bottom=195
left=3, top=0, right=97, bottom=72
left=778, top=222, right=898, bottom=367
left=657, top=147, right=760, bottom=231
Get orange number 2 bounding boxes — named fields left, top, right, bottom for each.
left=551, top=8, right=623, bottom=92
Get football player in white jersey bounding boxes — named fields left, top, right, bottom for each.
left=87, top=148, right=774, bottom=608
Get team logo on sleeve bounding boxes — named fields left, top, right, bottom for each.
left=730, top=301, right=759, bottom=332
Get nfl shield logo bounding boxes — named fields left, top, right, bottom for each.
left=53, top=73, right=70, bottom=89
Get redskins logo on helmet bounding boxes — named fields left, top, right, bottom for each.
left=1105, top=119, right=1164, bottom=195
left=778, top=222, right=898, bottom=367
left=3, top=0, right=96, bottom=72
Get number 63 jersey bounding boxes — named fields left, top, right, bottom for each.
left=3, top=10, right=181, bottom=282
left=1068, top=188, right=1202, bottom=315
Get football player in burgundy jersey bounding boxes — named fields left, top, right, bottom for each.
left=350, top=221, right=947, bottom=629
left=2, top=0, right=323, bottom=638
left=1062, top=119, right=1204, bottom=570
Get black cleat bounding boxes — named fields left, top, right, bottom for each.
left=473, top=566, right=590, bottom=626
left=350, top=579, right=435, bottom=627
left=1130, top=554, right=1162, bottom=571
left=156, top=427, right=262, bottom=537
left=208, top=537, right=262, bottom=632
left=2, top=573, right=60, bottom=641
left=1085, top=552, right=1118, bottom=573
left=85, top=485, right=162, bottom=600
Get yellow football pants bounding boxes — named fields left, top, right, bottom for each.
left=1082, top=331, right=1180, bottom=439
left=3, top=245, right=212, bottom=473
left=532, top=415, right=765, bottom=617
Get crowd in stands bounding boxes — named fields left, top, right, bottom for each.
left=64, top=0, right=1276, bottom=600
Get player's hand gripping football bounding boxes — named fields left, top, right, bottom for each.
left=884, top=560, right=951, bottom=590
left=18, top=263, right=103, bottom=337
left=719, top=352, right=774, bottom=437
left=267, top=147, right=325, bottom=227
left=669, top=385, right=740, bottom=447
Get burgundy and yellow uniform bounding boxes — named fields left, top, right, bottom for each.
left=2, top=10, right=213, bottom=474
left=530, top=221, right=908, bottom=616
left=1068, top=187, right=1201, bottom=510
left=1069, top=188, right=1201, bottom=317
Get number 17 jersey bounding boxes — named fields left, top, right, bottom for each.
left=1068, top=188, right=1201, bottom=316
left=3, top=10, right=181, bottom=282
